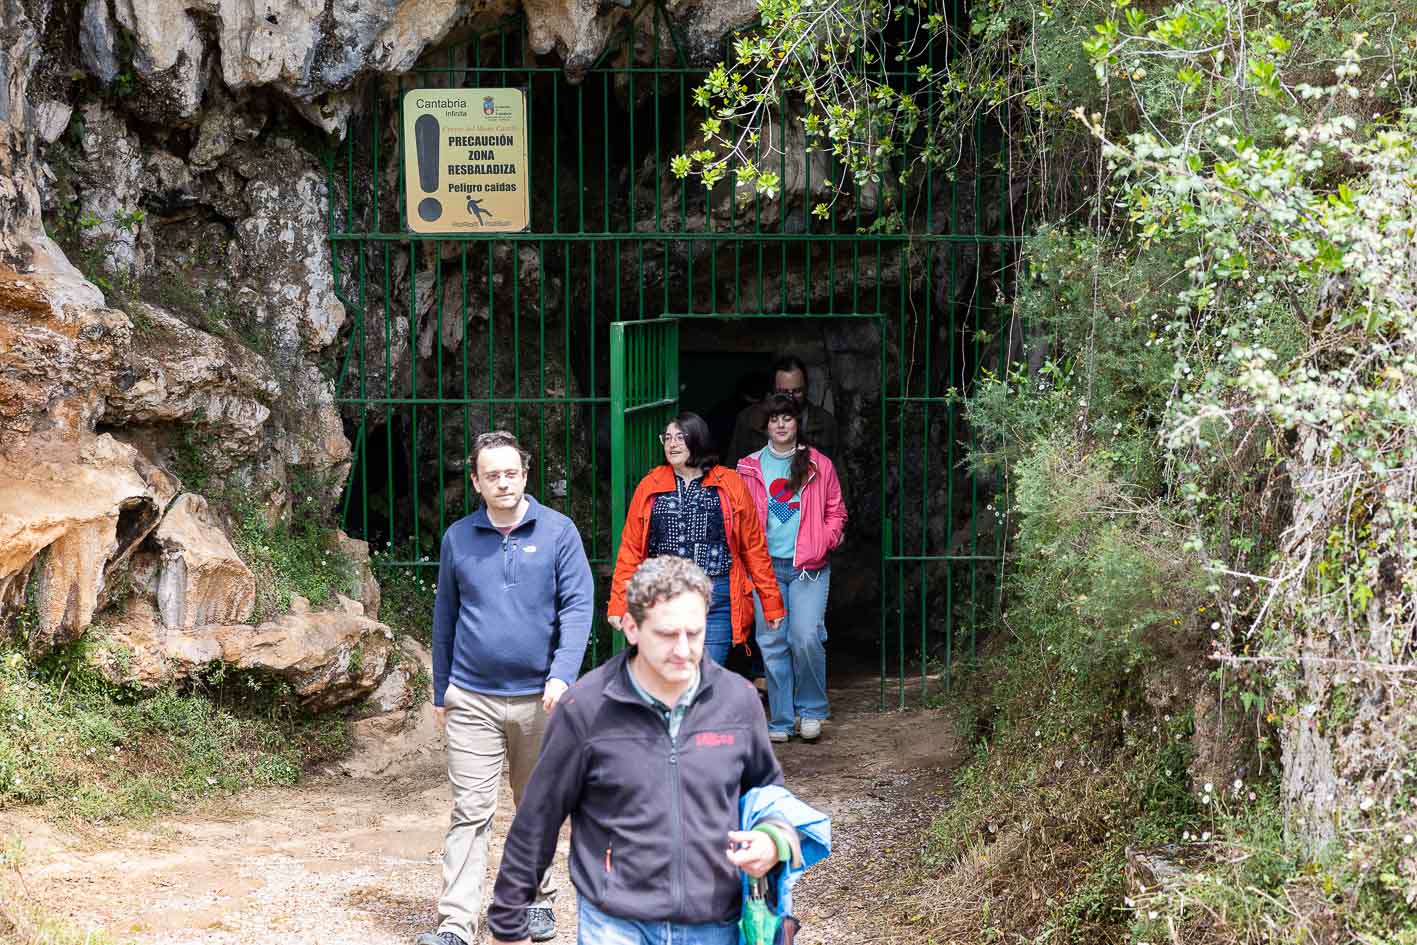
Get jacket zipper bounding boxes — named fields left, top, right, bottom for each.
left=502, top=534, right=518, bottom=587
left=668, top=725, right=685, bottom=915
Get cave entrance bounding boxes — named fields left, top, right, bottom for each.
left=328, top=12, right=1022, bottom=705
left=609, top=314, right=891, bottom=682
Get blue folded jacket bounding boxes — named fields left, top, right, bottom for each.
left=739, top=785, right=831, bottom=925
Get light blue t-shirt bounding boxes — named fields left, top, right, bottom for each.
left=758, top=446, right=801, bottom=560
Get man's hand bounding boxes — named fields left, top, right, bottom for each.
left=542, top=678, right=569, bottom=712
left=607, top=614, right=622, bottom=630
left=433, top=705, right=447, bottom=730
left=725, top=830, right=779, bottom=878
left=768, top=617, right=784, bottom=631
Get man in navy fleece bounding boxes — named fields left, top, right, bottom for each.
left=418, top=430, right=594, bottom=945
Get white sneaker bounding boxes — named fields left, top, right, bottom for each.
left=799, top=719, right=822, bottom=741
left=769, top=730, right=790, bottom=743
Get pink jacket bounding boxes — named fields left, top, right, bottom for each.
left=736, top=446, right=847, bottom=571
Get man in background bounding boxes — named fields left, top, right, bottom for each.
left=728, top=354, right=839, bottom=465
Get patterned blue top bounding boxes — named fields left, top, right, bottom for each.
left=647, top=473, right=731, bottom=577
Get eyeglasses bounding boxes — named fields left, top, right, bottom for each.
left=774, top=386, right=805, bottom=397
left=659, top=432, right=687, bottom=444
left=479, top=469, right=525, bottom=483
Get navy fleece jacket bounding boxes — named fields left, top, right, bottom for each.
left=431, top=496, right=594, bottom=705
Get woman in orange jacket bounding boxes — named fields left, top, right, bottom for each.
left=607, top=412, right=785, bottom=664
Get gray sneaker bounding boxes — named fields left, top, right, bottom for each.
left=415, top=933, right=467, bottom=945
left=528, top=906, right=557, bottom=942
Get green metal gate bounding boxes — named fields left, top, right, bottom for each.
left=328, top=9, right=1021, bottom=703
left=608, top=317, right=678, bottom=654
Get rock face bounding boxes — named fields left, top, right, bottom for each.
left=154, top=494, right=257, bottom=628
left=101, top=593, right=395, bottom=710
left=1, top=0, right=771, bottom=732
left=49, top=0, right=754, bottom=137
left=341, top=637, right=443, bottom=778
left=0, top=434, right=166, bottom=652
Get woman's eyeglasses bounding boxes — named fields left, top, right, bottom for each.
left=658, top=432, right=687, bottom=444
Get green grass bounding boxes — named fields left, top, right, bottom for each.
left=229, top=492, right=359, bottom=622
left=0, top=638, right=351, bottom=823
left=372, top=551, right=437, bottom=645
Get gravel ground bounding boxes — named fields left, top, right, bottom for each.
left=7, top=675, right=963, bottom=945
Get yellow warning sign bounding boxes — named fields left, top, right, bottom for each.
left=403, top=88, right=529, bottom=234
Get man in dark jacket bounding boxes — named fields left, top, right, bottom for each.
left=487, top=556, right=795, bottom=945
left=727, top=354, right=839, bottom=465
left=418, top=431, right=595, bottom=945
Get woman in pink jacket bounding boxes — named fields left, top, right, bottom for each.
left=736, top=393, right=847, bottom=742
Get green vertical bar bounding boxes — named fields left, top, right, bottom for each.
left=609, top=320, right=627, bottom=654
left=564, top=237, right=573, bottom=515
left=487, top=242, right=496, bottom=430
left=589, top=243, right=599, bottom=561
left=603, top=74, right=611, bottom=232
left=628, top=50, right=636, bottom=235
left=358, top=241, right=369, bottom=536
left=679, top=73, right=690, bottom=314
left=896, top=239, right=907, bottom=709
left=384, top=244, right=394, bottom=553
left=512, top=241, right=521, bottom=438
left=946, top=229, right=958, bottom=668
left=921, top=68, right=936, bottom=692
left=538, top=239, right=547, bottom=498
left=408, top=241, right=420, bottom=557
left=552, top=74, right=560, bottom=234
left=435, top=240, right=446, bottom=541
left=462, top=245, right=471, bottom=518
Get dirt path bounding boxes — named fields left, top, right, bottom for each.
left=6, top=675, right=962, bottom=945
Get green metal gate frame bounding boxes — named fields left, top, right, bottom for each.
left=326, top=8, right=1023, bottom=705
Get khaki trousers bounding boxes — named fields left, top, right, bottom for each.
left=438, top=684, right=556, bottom=942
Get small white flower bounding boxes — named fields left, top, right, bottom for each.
left=1210, top=622, right=1221, bottom=630
left=1201, top=831, right=1211, bottom=841
left=1204, top=782, right=1213, bottom=793
left=1233, top=779, right=1243, bottom=791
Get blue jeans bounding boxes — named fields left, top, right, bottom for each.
left=577, top=895, right=738, bottom=945
left=753, top=558, right=831, bottom=735
left=704, top=574, right=732, bottom=665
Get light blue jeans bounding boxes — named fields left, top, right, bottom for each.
left=704, top=574, right=733, bottom=665
left=753, top=558, right=831, bottom=735
left=577, top=896, right=738, bottom=945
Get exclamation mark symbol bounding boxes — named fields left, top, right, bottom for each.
left=414, top=113, right=443, bottom=222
